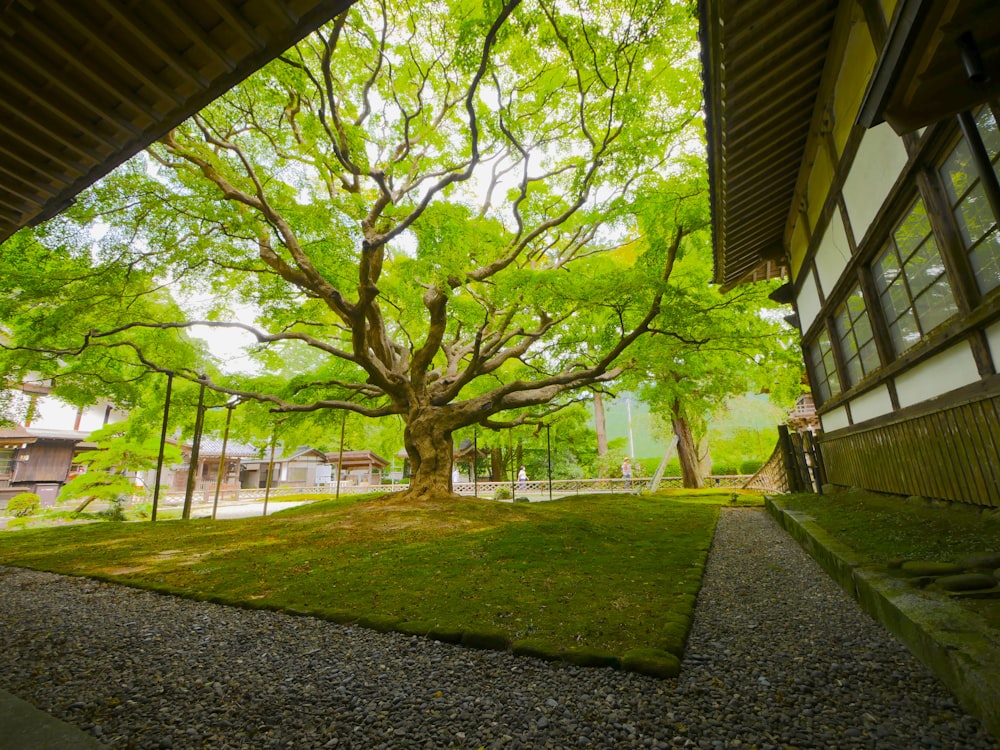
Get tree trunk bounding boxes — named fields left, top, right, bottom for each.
left=593, top=392, right=609, bottom=456
left=73, top=496, right=97, bottom=513
left=399, top=413, right=456, bottom=500
left=672, top=401, right=703, bottom=489
left=697, top=435, right=712, bottom=479
left=490, top=446, right=505, bottom=481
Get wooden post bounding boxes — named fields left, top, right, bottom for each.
left=262, top=428, right=277, bottom=517
left=182, top=377, right=207, bottom=520
left=546, top=423, right=553, bottom=502
left=151, top=371, right=173, bottom=522
left=211, top=401, right=235, bottom=520
left=777, top=425, right=801, bottom=493
left=335, top=409, right=346, bottom=500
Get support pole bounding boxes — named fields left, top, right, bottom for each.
left=211, top=401, right=235, bottom=520
left=473, top=425, right=478, bottom=498
left=546, top=423, right=553, bottom=502
left=509, top=429, right=516, bottom=498
left=336, top=409, right=346, bottom=500
left=182, top=377, right=207, bottom=520
left=262, top=428, right=277, bottom=517
left=151, top=371, right=173, bottom=522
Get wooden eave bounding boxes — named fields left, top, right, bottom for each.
left=0, top=0, right=355, bottom=244
left=860, top=0, right=1000, bottom=133
left=701, top=0, right=839, bottom=291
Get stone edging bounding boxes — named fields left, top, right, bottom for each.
left=765, top=496, right=1000, bottom=740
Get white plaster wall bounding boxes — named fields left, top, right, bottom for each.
left=842, top=123, right=909, bottom=243
left=848, top=384, right=893, bottom=424
left=986, top=320, right=1000, bottom=372
left=796, top=270, right=823, bottom=332
left=820, top=405, right=850, bottom=433
left=78, top=404, right=110, bottom=433
left=30, top=397, right=78, bottom=431
left=813, top=209, right=853, bottom=297
left=894, top=342, right=981, bottom=408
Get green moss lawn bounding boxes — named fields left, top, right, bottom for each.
left=0, top=490, right=748, bottom=673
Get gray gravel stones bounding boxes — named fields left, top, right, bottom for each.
left=0, top=507, right=996, bottom=749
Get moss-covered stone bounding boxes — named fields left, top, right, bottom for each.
left=560, top=647, right=620, bottom=669
left=957, top=552, right=1000, bottom=570
left=396, top=620, right=433, bottom=637
left=659, top=620, right=689, bottom=657
left=936, top=573, right=997, bottom=592
left=427, top=625, right=463, bottom=644
left=899, top=561, right=963, bottom=577
left=461, top=627, right=510, bottom=651
left=354, top=614, right=403, bottom=632
left=621, top=648, right=680, bottom=678
left=511, top=639, right=561, bottom=661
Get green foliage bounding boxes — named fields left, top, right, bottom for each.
left=0, top=0, right=713, bottom=497
left=493, top=485, right=513, bottom=500
left=57, top=419, right=182, bottom=510
left=5, top=492, right=40, bottom=517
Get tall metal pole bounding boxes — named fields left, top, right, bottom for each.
left=262, top=428, right=277, bottom=516
left=182, top=377, right=207, bottom=520
left=211, top=401, right=235, bottom=520
left=473, top=425, right=478, bottom=498
left=151, top=371, right=173, bottom=522
left=335, top=409, right=347, bottom=500
left=546, top=423, right=553, bottom=502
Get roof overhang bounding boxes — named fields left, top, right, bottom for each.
left=859, top=0, right=1000, bottom=133
left=0, top=0, right=355, bottom=244
left=701, top=0, right=840, bottom=290
left=702, top=0, right=1000, bottom=290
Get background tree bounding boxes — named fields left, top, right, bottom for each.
left=58, top=419, right=183, bottom=514
left=1, top=0, right=705, bottom=501
left=625, top=226, right=804, bottom=487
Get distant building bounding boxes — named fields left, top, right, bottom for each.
left=325, top=450, right=389, bottom=487
left=0, top=382, right=124, bottom=507
left=242, top=447, right=330, bottom=489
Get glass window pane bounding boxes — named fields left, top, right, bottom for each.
left=873, top=247, right=901, bottom=293
left=903, top=236, right=948, bottom=297
left=941, top=138, right=975, bottom=205
left=884, top=277, right=910, bottom=322
left=844, top=354, right=863, bottom=386
left=860, top=339, right=880, bottom=374
left=975, top=105, right=1000, bottom=159
left=970, top=227, right=1000, bottom=294
left=888, top=310, right=919, bottom=354
left=893, top=200, right=932, bottom=259
left=954, top=183, right=996, bottom=248
left=854, top=308, right=873, bottom=347
left=913, top=276, right=958, bottom=332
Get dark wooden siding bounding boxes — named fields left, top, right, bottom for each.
left=818, top=394, right=1000, bottom=507
left=17, top=442, right=75, bottom=483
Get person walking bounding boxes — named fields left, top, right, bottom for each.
left=517, top=466, right=527, bottom=491
left=622, top=457, right=632, bottom=490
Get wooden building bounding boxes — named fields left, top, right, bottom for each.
left=325, top=450, right=389, bottom=487
left=242, top=446, right=330, bottom=489
left=701, top=1, right=1000, bottom=505
left=0, top=386, right=121, bottom=507
left=159, top=437, right=259, bottom=498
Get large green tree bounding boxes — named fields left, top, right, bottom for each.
left=1, top=0, right=704, bottom=500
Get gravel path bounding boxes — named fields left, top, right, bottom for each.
left=0, top=507, right=994, bottom=749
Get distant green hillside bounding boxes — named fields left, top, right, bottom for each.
left=589, top=394, right=670, bottom=459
